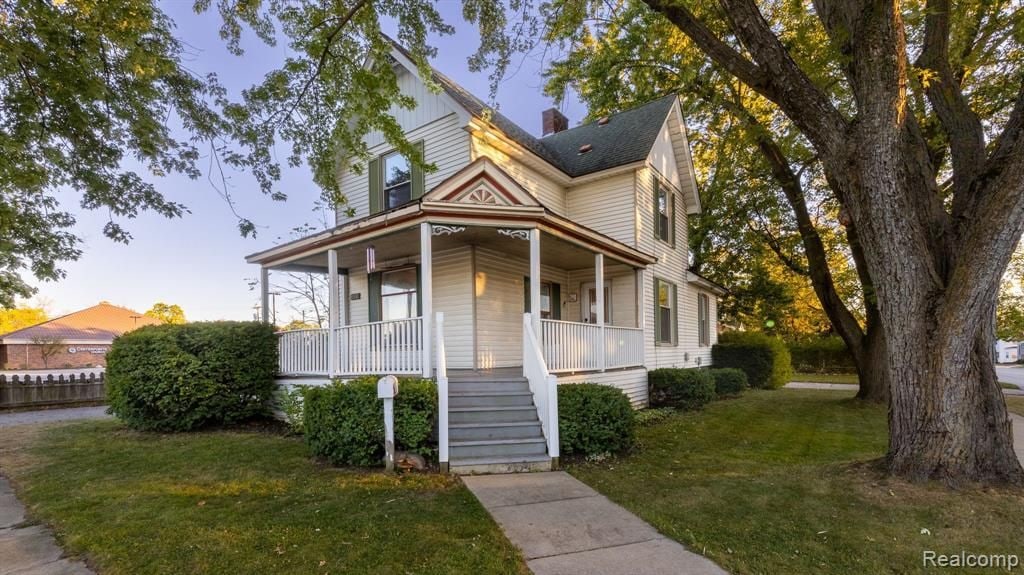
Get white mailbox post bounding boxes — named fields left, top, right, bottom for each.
left=378, top=375, right=400, bottom=471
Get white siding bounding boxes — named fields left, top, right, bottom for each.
left=347, top=269, right=369, bottom=326
left=365, top=68, right=456, bottom=148
left=565, top=172, right=636, bottom=246
left=563, top=265, right=638, bottom=327
left=635, top=165, right=715, bottom=369
left=557, top=368, right=649, bottom=407
left=336, top=114, right=472, bottom=225
left=649, top=122, right=681, bottom=191
left=471, top=135, right=568, bottom=215
left=433, top=247, right=474, bottom=369
left=473, top=247, right=569, bottom=368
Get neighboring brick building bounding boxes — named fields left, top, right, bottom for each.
left=0, top=302, right=162, bottom=370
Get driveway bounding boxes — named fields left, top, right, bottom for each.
left=996, top=365, right=1024, bottom=389
left=0, top=406, right=110, bottom=428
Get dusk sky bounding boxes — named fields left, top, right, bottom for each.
left=27, top=1, right=586, bottom=322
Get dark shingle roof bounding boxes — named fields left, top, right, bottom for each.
left=387, top=38, right=676, bottom=178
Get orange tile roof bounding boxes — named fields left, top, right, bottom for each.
left=0, top=302, right=163, bottom=343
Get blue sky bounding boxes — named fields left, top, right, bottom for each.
left=26, top=1, right=586, bottom=322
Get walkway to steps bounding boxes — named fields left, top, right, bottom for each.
left=463, top=472, right=726, bottom=575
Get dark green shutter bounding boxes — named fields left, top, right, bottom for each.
left=652, top=176, right=660, bottom=240
left=415, top=265, right=423, bottom=317
left=671, top=282, right=678, bottom=346
left=368, top=156, right=382, bottom=214
left=411, top=140, right=426, bottom=200
left=669, top=190, right=676, bottom=247
left=551, top=283, right=561, bottom=320
left=653, top=278, right=661, bottom=344
left=523, top=276, right=530, bottom=312
left=368, top=272, right=382, bottom=322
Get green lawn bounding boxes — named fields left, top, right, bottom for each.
left=0, top=421, right=526, bottom=575
left=1007, top=396, right=1024, bottom=417
left=569, top=390, right=1024, bottom=575
left=790, top=372, right=859, bottom=384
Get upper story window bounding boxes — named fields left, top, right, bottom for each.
left=369, top=141, right=425, bottom=214
left=698, top=293, right=710, bottom=346
left=383, top=152, right=412, bottom=209
left=653, top=176, right=675, bottom=245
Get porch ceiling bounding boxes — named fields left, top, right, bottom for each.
left=272, top=225, right=630, bottom=273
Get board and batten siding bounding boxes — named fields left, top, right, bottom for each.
left=565, top=172, right=636, bottom=246
left=557, top=368, right=649, bottom=407
left=470, top=135, right=568, bottom=215
left=648, top=121, right=682, bottom=192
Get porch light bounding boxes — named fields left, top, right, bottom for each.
left=366, top=245, right=376, bottom=273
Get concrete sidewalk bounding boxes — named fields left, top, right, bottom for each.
left=463, top=472, right=726, bottom=575
left=0, top=478, right=93, bottom=574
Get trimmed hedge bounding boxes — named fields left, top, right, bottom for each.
left=303, top=377, right=437, bottom=467
left=648, top=368, right=716, bottom=410
left=709, top=368, right=748, bottom=396
left=558, top=384, right=635, bottom=456
left=712, top=331, right=792, bottom=389
left=106, top=322, right=278, bottom=431
left=788, top=337, right=857, bottom=373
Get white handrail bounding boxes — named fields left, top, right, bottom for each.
left=540, top=319, right=644, bottom=373
left=435, top=312, right=449, bottom=470
left=276, top=317, right=424, bottom=376
left=523, top=313, right=559, bottom=460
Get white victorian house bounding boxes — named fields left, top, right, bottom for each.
left=246, top=42, right=725, bottom=473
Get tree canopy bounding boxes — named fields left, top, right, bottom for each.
left=145, top=302, right=186, bottom=324
left=0, top=305, right=47, bottom=335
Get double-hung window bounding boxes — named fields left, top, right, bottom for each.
left=698, top=293, right=710, bottom=346
left=653, top=176, right=675, bottom=245
left=369, top=267, right=420, bottom=322
left=368, top=141, right=425, bottom=214
left=654, top=278, right=677, bottom=345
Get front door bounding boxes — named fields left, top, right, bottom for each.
left=581, top=281, right=612, bottom=324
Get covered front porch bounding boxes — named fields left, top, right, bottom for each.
left=247, top=159, right=656, bottom=383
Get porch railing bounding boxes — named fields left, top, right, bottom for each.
left=277, top=317, right=424, bottom=377
left=524, top=313, right=559, bottom=460
left=541, top=319, right=644, bottom=372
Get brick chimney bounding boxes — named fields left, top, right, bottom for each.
left=542, top=108, right=569, bottom=136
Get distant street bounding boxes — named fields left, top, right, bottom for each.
left=996, top=365, right=1024, bottom=389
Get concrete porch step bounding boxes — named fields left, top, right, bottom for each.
left=450, top=454, right=553, bottom=475
left=449, top=391, right=535, bottom=408
left=449, top=421, right=544, bottom=441
left=451, top=438, right=548, bottom=459
left=449, top=406, right=539, bottom=424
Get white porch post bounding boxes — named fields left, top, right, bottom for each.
left=328, top=249, right=340, bottom=377
left=420, top=222, right=433, bottom=378
left=260, top=267, right=270, bottom=324
left=595, top=253, right=606, bottom=372
left=529, top=228, right=541, bottom=339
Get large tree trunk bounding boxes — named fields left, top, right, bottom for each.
left=853, top=321, right=888, bottom=403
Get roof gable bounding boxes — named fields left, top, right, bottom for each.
left=422, top=157, right=543, bottom=208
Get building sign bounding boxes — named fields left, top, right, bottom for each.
left=68, top=346, right=107, bottom=355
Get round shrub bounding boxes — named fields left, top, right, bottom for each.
left=713, top=331, right=792, bottom=389
left=106, top=322, right=278, bottom=431
left=648, top=368, right=716, bottom=410
left=709, top=368, right=748, bottom=397
left=303, top=377, right=437, bottom=467
left=558, top=383, right=635, bottom=457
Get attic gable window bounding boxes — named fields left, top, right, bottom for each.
left=368, top=141, right=426, bottom=214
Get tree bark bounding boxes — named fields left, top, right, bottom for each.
left=644, top=0, right=1024, bottom=484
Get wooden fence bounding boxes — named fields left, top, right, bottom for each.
left=0, top=372, right=106, bottom=408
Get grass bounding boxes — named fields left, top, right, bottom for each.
left=790, top=372, right=859, bottom=384
left=1000, top=381, right=1021, bottom=390
left=0, top=421, right=526, bottom=575
left=1007, top=396, right=1024, bottom=417
left=569, top=390, right=1024, bottom=575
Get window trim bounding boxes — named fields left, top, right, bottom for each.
left=653, top=174, right=676, bottom=247
left=654, top=277, right=677, bottom=346
left=368, top=140, right=425, bottom=215
left=381, top=150, right=412, bottom=210
left=368, top=265, right=421, bottom=322
left=698, top=293, right=710, bottom=347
